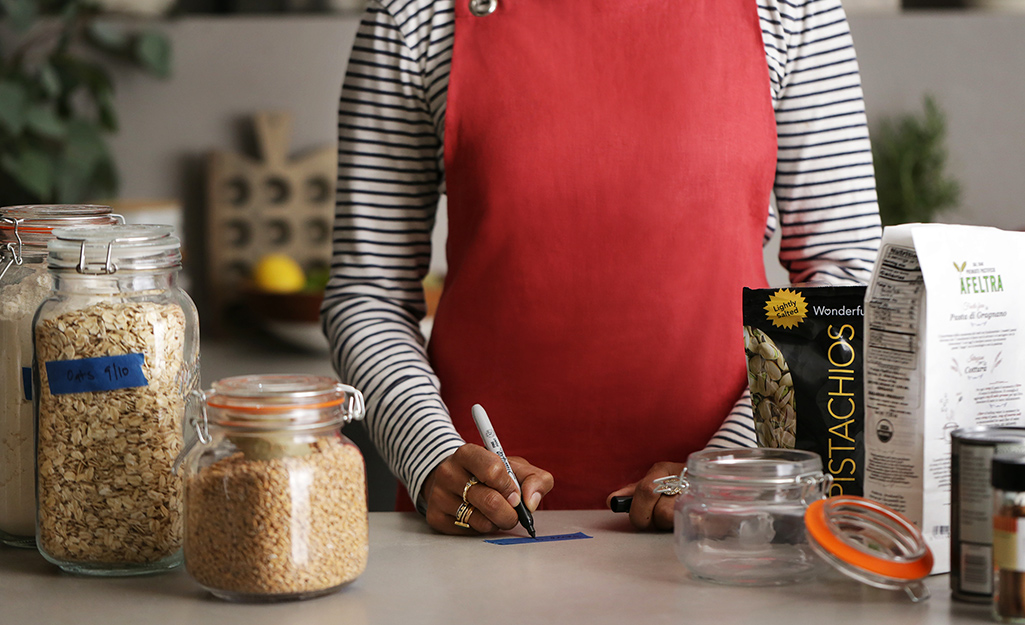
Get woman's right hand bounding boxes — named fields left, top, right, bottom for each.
left=422, top=443, right=554, bottom=535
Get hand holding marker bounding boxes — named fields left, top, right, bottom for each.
left=471, top=404, right=537, bottom=539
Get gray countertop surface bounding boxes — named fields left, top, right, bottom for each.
left=0, top=511, right=989, bottom=625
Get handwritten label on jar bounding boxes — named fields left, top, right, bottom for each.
left=44, top=354, right=148, bottom=395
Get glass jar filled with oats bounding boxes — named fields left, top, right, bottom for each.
left=0, top=205, right=121, bottom=549
left=33, top=224, right=199, bottom=575
left=177, top=374, right=368, bottom=602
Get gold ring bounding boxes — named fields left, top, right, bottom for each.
left=454, top=501, right=474, bottom=528
left=462, top=476, right=479, bottom=503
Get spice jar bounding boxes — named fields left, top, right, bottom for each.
left=992, top=453, right=1025, bottom=622
left=671, top=448, right=832, bottom=585
left=0, top=205, right=121, bottom=549
left=178, top=374, right=369, bottom=602
left=33, top=224, right=199, bottom=575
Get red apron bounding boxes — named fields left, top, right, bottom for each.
left=427, top=0, right=776, bottom=509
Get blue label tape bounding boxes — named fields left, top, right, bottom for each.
left=484, top=532, right=592, bottom=546
left=45, top=353, right=148, bottom=396
left=22, top=366, right=32, bottom=401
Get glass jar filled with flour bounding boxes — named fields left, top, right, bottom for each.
left=33, top=224, right=199, bottom=575
left=177, top=374, right=368, bottom=602
left=0, top=205, right=121, bottom=548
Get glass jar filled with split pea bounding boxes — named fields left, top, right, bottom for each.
left=177, top=374, right=368, bottom=602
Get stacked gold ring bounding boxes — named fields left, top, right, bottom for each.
left=454, top=501, right=474, bottom=528
left=462, top=476, right=479, bottom=503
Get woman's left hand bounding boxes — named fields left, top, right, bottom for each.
left=606, top=461, right=685, bottom=531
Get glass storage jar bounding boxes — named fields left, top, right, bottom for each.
left=992, top=453, right=1025, bottom=623
left=671, top=448, right=831, bottom=586
left=177, top=374, right=368, bottom=602
left=0, top=205, right=121, bottom=548
left=33, top=224, right=199, bottom=575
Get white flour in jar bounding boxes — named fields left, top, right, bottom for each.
left=0, top=268, right=53, bottom=537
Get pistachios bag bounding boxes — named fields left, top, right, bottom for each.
left=742, top=285, right=866, bottom=496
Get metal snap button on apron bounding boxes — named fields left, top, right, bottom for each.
left=469, top=0, right=497, bottom=16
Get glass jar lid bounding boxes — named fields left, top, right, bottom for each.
left=1, top=205, right=120, bottom=278
left=47, top=224, right=181, bottom=274
left=1, top=205, right=117, bottom=241
left=685, top=448, right=824, bottom=484
left=805, top=496, right=933, bottom=602
left=203, top=374, right=366, bottom=431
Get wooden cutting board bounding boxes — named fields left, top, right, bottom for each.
left=205, top=112, right=335, bottom=325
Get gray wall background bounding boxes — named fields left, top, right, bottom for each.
left=105, top=13, right=1025, bottom=289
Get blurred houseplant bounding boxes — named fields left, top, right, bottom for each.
left=872, top=94, right=961, bottom=226
left=0, top=0, right=173, bottom=205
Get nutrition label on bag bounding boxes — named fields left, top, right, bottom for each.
left=866, top=245, right=924, bottom=371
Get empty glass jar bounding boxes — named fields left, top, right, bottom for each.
left=178, top=374, right=368, bottom=602
left=671, top=448, right=831, bottom=586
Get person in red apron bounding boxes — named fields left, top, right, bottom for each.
left=324, top=0, right=881, bottom=534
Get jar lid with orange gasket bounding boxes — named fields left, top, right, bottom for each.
left=202, top=374, right=366, bottom=430
left=175, top=374, right=367, bottom=467
left=804, top=495, right=934, bottom=602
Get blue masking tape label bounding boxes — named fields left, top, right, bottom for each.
left=484, top=532, right=592, bottom=546
left=22, top=367, right=32, bottom=401
left=45, top=353, right=148, bottom=395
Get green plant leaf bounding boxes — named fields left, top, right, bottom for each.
left=133, top=31, right=172, bottom=79
left=0, top=0, right=38, bottom=32
left=55, top=119, right=110, bottom=204
left=64, top=118, right=109, bottom=168
left=86, top=21, right=131, bottom=54
left=1, top=148, right=55, bottom=201
left=55, top=155, right=91, bottom=203
left=26, top=106, right=66, bottom=139
left=38, top=63, right=63, bottom=98
left=0, top=80, right=28, bottom=135
left=96, top=87, right=118, bottom=132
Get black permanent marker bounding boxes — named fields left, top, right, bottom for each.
left=471, top=403, right=536, bottom=539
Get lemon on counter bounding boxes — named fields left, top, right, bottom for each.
left=253, top=254, right=306, bottom=293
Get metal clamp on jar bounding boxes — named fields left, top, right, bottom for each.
left=176, top=374, right=369, bottom=602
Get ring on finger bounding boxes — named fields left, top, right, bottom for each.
left=454, top=501, right=474, bottom=528
left=462, top=476, right=479, bottom=503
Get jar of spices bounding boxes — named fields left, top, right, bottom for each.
left=178, top=374, right=368, bottom=602
left=33, top=224, right=199, bottom=575
left=0, top=205, right=121, bottom=549
left=992, top=453, right=1025, bottom=622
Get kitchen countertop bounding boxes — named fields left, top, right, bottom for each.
left=0, top=511, right=993, bottom=625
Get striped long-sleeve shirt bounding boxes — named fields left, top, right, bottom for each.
left=323, top=0, right=883, bottom=510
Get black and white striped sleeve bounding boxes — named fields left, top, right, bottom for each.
left=767, top=0, right=882, bottom=286
left=321, top=0, right=462, bottom=511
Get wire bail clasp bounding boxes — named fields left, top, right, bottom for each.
left=173, top=390, right=211, bottom=475
left=0, top=216, right=25, bottom=282
left=76, top=238, right=118, bottom=275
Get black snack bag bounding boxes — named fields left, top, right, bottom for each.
left=742, top=286, right=866, bottom=496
